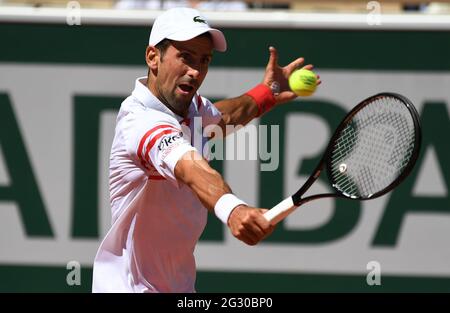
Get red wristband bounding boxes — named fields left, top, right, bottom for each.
left=245, top=84, right=276, bottom=117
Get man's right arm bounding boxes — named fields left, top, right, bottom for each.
left=174, top=150, right=274, bottom=245
left=127, top=113, right=274, bottom=245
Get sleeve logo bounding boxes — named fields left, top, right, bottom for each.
left=158, top=132, right=183, bottom=151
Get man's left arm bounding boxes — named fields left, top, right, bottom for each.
left=213, top=46, right=320, bottom=133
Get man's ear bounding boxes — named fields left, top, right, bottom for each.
left=145, top=46, right=159, bottom=71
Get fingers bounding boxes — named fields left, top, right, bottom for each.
left=239, top=226, right=274, bottom=246
left=317, top=74, right=322, bottom=85
left=267, top=46, right=278, bottom=70
left=302, top=64, right=322, bottom=85
left=235, top=222, right=274, bottom=246
left=232, top=222, right=271, bottom=246
left=303, top=65, right=321, bottom=85
left=228, top=207, right=275, bottom=246
left=235, top=228, right=262, bottom=246
left=286, top=57, right=305, bottom=74
left=243, top=216, right=272, bottom=244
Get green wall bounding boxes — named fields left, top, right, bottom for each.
left=0, top=21, right=449, bottom=292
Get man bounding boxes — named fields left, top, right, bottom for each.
left=92, top=7, right=319, bottom=292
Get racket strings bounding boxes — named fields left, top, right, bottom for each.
left=330, top=96, right=416, bottom=198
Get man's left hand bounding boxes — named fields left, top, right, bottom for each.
left=262, top=46, right=321, bottom=105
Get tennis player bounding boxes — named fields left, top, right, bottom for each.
left=92, top=7, right=317, bottom=292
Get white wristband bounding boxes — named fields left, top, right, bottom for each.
left=214, top=194, right=247, bottom=225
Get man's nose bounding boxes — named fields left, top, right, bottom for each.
left=187, top=65, right=201, bottom=79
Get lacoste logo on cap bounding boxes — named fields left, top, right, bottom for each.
left=193, top=16, right=207, bottom=24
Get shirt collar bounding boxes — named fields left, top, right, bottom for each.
left=131, top=76, right=186, bottom=122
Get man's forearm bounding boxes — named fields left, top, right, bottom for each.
left=214, top=94, right=259, bottom=128
left=214, top=84, right=276, bottom=135
left=175, top=151, right=232, bottom=212
left=175, top=151, right=250, bottom=225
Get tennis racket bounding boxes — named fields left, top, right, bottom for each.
left=264, top=92, right=421, bottom=225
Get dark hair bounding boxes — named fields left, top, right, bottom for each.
left=155, top=39, right=172, bottom=60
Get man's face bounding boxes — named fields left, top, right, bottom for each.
left=152, top=35, right=213, bottom=117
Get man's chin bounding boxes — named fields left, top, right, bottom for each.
left=171, top=97, right=193, bottom=116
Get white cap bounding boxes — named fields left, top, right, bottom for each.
left=149, top=8, right=227, bottom=52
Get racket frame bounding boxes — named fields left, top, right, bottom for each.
left=265, top=92, right=422, bottom=224
left=324, top=92, right=422, bottom=200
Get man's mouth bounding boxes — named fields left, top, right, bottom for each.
left=178, top=83, right=194, bottom=94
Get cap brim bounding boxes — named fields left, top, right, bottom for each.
left=208, top=29, right=227, bottom=52
left=166, top=27, right=227, bottom=52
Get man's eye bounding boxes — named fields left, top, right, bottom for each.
left=180, top=53, right=190, bottom=60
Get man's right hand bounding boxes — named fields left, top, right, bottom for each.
left=227, top=205, right=275, bottom=245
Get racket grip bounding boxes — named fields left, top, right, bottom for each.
left=263, top=197, right=297, bottom=225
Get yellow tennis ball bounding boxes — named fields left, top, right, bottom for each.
left=288, top=69, right=318, bottom=97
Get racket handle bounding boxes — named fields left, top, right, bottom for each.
left=263, top=197, right=297, bottom=225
